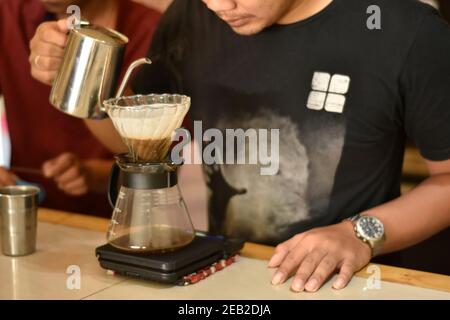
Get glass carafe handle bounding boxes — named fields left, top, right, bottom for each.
left=108, top=162, right=120, bottom=208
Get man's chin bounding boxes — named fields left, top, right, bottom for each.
left=229, top=23, right=265, bottom=36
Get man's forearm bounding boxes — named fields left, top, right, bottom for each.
left=84, top=119, right=128, bottom=154
left=83, top=87, right=134, bottom=154
left=361, top=174, right=450, bottom=254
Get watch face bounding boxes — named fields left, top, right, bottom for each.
left=356, top=216, right=384, bottom=241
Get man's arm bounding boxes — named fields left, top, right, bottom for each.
left=83, top=86, right=133, bottom=154
left=268, top=160, right=450, bottom=293
left=84, top=119, right=128, bottom=154
left=363, top=159, right=450, bottom=253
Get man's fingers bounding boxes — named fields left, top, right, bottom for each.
left=30, top=67, right=57, bottom=85
left=30, top=54, right=62, bottom=71
left=296, top=255, right=337, bottom=292
left=0, top=167, right=16, bottom=186
left=61, top=185, right=88, bottom=196
left=58, top=176, right=87, bottom=196
left=56, top=18, right=70, bottom=34
left=268, top=233, right=304, bottom=268
left=55, top=165, right=81, bottom=185
left=29, top=20, right=68, bottom=85
left=45, top=154, right=88, bottom=196
left=269, top=222, right=372, bottom=293
left=333, top=261, right=356, bottom=290
left=43, top=153, right=75, bottom=178
left=30, top=42, right=65, bottom=59
left=36, top=22, right=68, bottom=48
left=271, top=243, right=310, bottom=285
left=67, top=187, right=88, bottom=196
left=58, top=178, right=88, bottom=196
left=268, top=244, right=289, bottom=268
left=287, top=249, right=327, bottom=291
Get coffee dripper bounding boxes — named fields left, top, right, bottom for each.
left=103, top=94, right=195, bottom=253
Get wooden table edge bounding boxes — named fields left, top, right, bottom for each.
left=37, top=208, right=450, bottom=293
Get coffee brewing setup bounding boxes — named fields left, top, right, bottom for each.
left=104, top=93, right=195, bottom=253
left=49, top=22, right=243, bottom=284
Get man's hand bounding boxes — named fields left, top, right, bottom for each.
left=42, top=153, right=89, bottom=196
left=268, top=222, right=371, bottom=292
left=29, top=19, right=68, bottom=85
left=0, top=167, right=17, bottom=187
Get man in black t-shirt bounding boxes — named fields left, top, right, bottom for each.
left=32, top=0, right=450, bottom=292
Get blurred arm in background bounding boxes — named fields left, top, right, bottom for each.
left=132, top=0, right=173, bottom=12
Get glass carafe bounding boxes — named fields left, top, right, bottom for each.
left=107, top=156, right=195, bottom=253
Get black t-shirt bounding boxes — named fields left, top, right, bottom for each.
left=133, top=0, right=450, bottom=246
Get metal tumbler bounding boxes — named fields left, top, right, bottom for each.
left=0, top=186, right=39, bottom=256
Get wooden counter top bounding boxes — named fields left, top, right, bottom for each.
left=36, top=208, right=450, bottom=293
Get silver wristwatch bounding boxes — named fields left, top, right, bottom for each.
left=348, top=214, right=386, bottom=257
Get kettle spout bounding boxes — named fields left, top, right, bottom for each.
left=115, top=57, right=152, bottom=99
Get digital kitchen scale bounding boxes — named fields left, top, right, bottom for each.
left=95, top=233, right=245, bottom=284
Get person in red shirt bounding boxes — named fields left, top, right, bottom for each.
left=0, top=0, right=160, bottom=217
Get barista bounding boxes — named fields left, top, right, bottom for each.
left=29, top=0, right=450, bottom=292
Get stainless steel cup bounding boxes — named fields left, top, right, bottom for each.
left=0, top=186, right=39, bottom=256
left=49, top=24, right=129, bottom=119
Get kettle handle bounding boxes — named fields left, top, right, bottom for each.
left=115, top=57, right=152, bottom=98
left=108, top=162, right=120, bottom=208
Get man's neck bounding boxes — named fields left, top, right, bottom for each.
left=278, top=0, right=334, bottom=25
